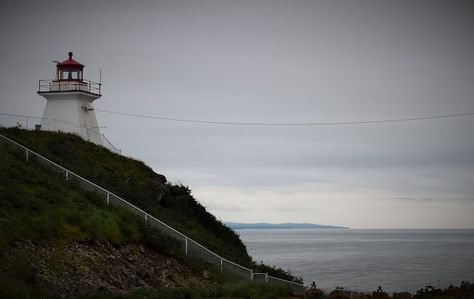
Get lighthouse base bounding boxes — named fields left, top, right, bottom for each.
left=38, top=91, right=103, bottom=146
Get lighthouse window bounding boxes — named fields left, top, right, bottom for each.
left=60, top=70, right=80, bottom=80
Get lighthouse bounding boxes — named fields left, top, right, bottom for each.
left=37, top=52, right=103, bottom=145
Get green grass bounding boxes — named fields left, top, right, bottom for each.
left=0, top=127, right=250, bottom=264
left=0, top=127, right=302, bottom=283
left=0, top=143, right=182, bottom=253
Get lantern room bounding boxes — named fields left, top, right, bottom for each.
left=38, top=51, right=101, bottom=95
left=56, top=52, right=84, bottom=81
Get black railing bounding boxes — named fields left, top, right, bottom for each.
left=38, top=79, right=101, bottom=95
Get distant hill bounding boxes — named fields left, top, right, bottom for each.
left=225, top=222, right=349, bottom=229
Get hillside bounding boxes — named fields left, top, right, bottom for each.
left=0, top=127, right=301, bottom=297
left=0, top=140, right=221, bottom=297
left=0, top=127, right=251, bottom=265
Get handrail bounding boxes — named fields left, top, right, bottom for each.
left=0, top=132, right=304, bottom=292
left=221, top=256, right=252, bottom=271
left=268, top=275, right=305, bottom=286
left=38, top=79, right=101, bottom=95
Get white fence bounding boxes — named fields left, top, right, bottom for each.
left=0, top=132, right=305, bottom=294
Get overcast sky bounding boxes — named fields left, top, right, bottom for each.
left=1, top=0, right=473, bottom=229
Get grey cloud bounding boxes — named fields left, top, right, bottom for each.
left=1, top=0, right=473, bottom=228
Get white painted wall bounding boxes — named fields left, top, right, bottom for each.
left=39, top=91, right=103, bottom=145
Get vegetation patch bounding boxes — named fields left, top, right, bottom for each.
left=0, top=127, right=301, bottom=283
left=0, top=127, right=302, bottom=298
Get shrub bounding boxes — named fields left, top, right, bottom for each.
left=216, top=281, right=291, bottom=299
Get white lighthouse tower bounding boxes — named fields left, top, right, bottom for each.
left=38, top=52, right=103, bottom=145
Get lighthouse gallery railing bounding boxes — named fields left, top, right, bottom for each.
left=38, top=79, right=101, bottom=95
left=0, top=133, right=305, bottom=294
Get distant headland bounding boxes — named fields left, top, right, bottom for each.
left=225, top=222, right=349, bottom=229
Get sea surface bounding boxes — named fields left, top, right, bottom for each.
left=237, top=229, right=474, bottom=293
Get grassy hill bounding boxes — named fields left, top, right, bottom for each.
left=0, top=127, right=251, bottom=265
left=0, top=127, right=301, bottom=298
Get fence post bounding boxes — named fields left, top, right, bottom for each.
left=106, top=192, right=110, bottom=206
left=220, top=258, right=223, bottom=272
left=265, top=272, right=268, bottom=283
left=65, top=170, right=69, bottom=180
left=250, top=268, right=253, bottom=281
left=25, top=149, right=28, bottom=162
left=185, top=237, right=188, bottom=255
left=144, top=214, right=148, bottom=222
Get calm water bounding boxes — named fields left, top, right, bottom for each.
left=237, top=229, right=474, bottom=293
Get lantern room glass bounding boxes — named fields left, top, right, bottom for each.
left=59, top=69, right=82, bottom=81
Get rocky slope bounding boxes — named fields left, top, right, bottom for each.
left=1, top=240, right=212, bottom=297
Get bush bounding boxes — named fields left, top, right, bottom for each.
left=77, top=287, right=205, bottom=299
left=0, top=254, right=45, bottom=299
left=215, top=281, right=291, bottom=299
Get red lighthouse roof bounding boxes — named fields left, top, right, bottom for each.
left=57, top=52, right=84, bottom=69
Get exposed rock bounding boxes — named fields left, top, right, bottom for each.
left=1, top=240, right=212, bottom=297
left=151, top=172, right=167, bottom=184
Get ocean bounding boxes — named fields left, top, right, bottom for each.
left=237, top=229, right=474, bottom=293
